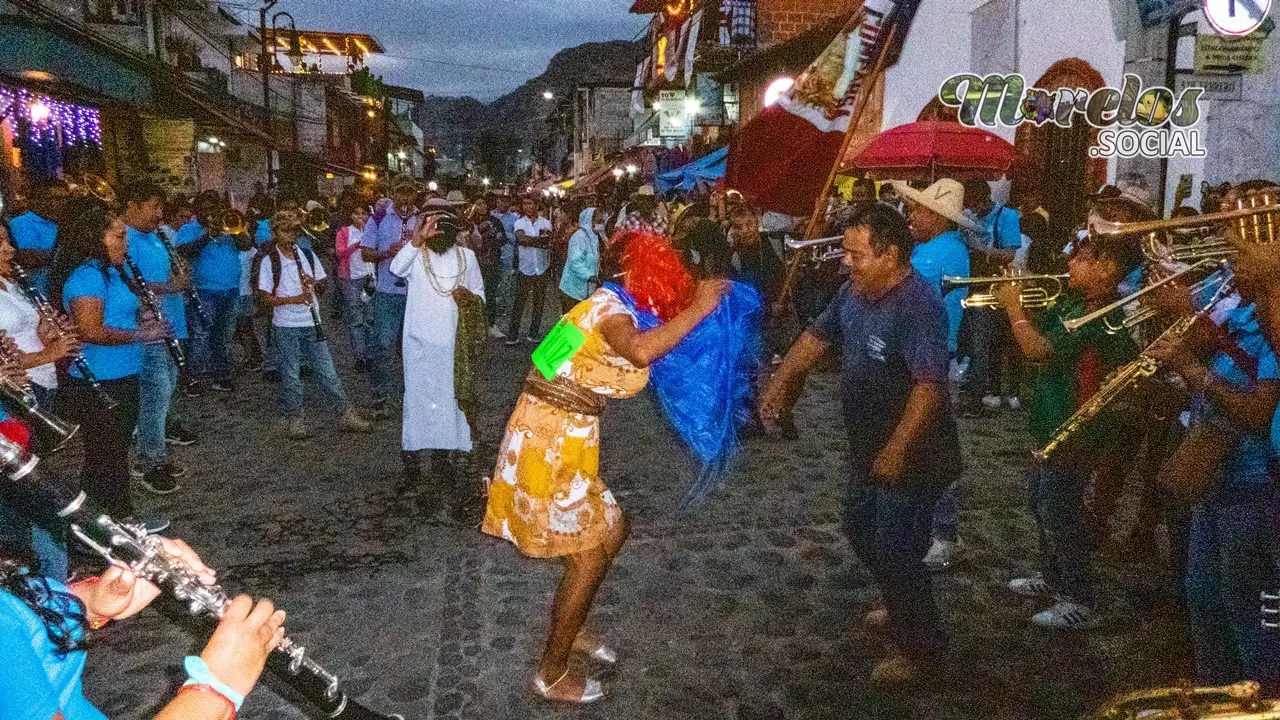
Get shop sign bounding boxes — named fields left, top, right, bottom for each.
left=1174, top=72, right=1243, bottom=100
left=658, top=90, right=689, bottom=139
left=1194, top=34, right=1266, bottom=74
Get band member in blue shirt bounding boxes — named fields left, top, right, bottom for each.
left=7, top=180, right=65, bottom=297
left=176, top=192, right=248, bottom=392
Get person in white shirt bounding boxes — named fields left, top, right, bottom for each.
left=505, top=197, right=553, bottom=344
left=235, top=239, right=263, bottom=371
left=255, top=211, right=372, bottom=439
left=0, top=226, right=79, bottom=410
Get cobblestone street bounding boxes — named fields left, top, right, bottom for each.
left=79, top=337, right=1192, bottom=720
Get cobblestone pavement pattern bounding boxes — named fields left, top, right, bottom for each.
left=76, top=334, right=1191, bottom=719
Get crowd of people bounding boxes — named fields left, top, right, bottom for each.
left=0, top=166, right=1277, bottom=714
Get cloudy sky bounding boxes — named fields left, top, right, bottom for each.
left=273, top=0, right=648, bottom=100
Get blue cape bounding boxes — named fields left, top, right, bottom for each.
left=604, top=281, right=763, bottom=505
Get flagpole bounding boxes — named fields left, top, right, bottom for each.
left=774, top=23, right=898, bottom=314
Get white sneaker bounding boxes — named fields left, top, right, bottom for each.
left=488, top=325, right=506, bottom=339
left=981, top=394, right=1003, bottom=409
left=1008, top=574, right=1057, bottom=599
left=1032, top=600, right=1100, bottom=630
left=1005, top=396, right=1022, bottom=410
left=923, top=538, right=962, bottom=571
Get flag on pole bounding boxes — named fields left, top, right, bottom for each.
left=725, top=0, right=921, bottom=217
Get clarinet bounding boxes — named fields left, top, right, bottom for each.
left=10, top=263, right=118, bottom=410
left=121, top=257, right=186, bottom=371
left=0, top=438, right=404, bottom=720
left=294, top=253, right=326, bottom=343
left=158, top=232, right=211, bottom=330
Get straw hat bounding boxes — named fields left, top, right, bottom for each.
left=891, top=179, right=981, bottom=233
left=636, top=184, right=656, bottom=197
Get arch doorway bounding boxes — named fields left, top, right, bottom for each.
left=1013, top=58, right=1108, bottom=242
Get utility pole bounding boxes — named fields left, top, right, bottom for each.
left=260, top=0, right=278, bottom=189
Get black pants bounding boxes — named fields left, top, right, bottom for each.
left=508, top=272, right=549, bottom=339
left=58, top=375, right=140, bottom=519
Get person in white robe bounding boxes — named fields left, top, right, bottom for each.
left=389, top=214, right=485, bottom=492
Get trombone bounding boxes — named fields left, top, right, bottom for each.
left=1061, top=257, right=1226, bottom=334
left=1094, top=187, right=1278, bottom=265
left=941, top=273, right=1068, bottom=310
left=213, top=208, right=248, bottom=237
left=64, top=173, right=116, bottom=205
left=783, top=234, right=844, bottom=264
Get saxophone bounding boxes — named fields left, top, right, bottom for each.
left=1095, top=681, right=1280, bottom=719
left=1033, top=280, right=1232, bottom=462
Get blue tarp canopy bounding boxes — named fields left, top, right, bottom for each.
left=655, top=146, right=728, bottom=193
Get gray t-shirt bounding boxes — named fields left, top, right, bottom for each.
left=809, top=271, right=962, bottom=483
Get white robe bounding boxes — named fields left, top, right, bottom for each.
left=389, top=243, right=486, bottom=452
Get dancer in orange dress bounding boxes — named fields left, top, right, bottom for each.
left=482, top=231, right=728, bottom=704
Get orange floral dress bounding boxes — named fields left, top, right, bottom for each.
left=482, top=288, right=649, bottom=558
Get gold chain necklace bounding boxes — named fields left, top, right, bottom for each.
left=422, top=245, right=466, bottom=296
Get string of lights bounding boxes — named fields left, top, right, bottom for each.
left=0, top=86, right=102, bottom=147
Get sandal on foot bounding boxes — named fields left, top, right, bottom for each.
left=572, top=632, right=617, bottom=664
left=533, top=669, right=605, bottom=704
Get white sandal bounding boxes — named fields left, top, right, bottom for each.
left=534, top=668, right=606, bottom=704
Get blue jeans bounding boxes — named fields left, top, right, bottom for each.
left=274, top=325, right=347, bottom=419
left=0, top=503, right=67, bottom=581
left=190, top=288, right=239, bottom=382
left=338, top=278, right=375, bottom=362
left=370, top=291, right=406, bottom=404
left=137, top=343, right=177, bottom=470
left=1186, top=483, right=1280, bottom=687
left=1027, top=452, right=1094, bottom=604
left=843, top=447, right=949, bottom=660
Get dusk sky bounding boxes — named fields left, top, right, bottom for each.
left=259, top=0, right=649, bottom=100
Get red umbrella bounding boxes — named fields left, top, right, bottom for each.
left=846, top=120, right=1015, bottom=181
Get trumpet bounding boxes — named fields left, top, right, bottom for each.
left=941, top=273, right=1068, bottom=309
left=1061, top=257, right=1226, bottom=334
left=784, top=234, right=844, bottom=264
left=1034, top=277, right=1232, bottom=462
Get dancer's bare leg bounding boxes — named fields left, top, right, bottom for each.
left=537, top=518, right=629, bottom=699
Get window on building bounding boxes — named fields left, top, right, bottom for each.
left=719, top=0, right=756, bottom=47
left=85, top=0, right=143, bottom=24
left=722, top=84, right=740, bottom=125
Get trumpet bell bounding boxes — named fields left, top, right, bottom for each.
left=214, top=209, right=247, bottom=236
left=303, top=207, right=331, bottom=234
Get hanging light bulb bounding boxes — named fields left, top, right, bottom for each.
left=29, top=100, right=51, bottom=124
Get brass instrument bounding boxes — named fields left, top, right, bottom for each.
left=941, top=273, right=1068, bottom=309
left=300, top=207, right=331, bottom=240
left=64, top=173, right=116, bottom=205
left=1034, top=278, right=1232, bottom=462
left=1092, top=188, right=1278, bottom=265
left=1061, top=258, right=1227, bottom=334
left=784, top=234, right=844, bottom=264
left=1096, top=681, right=1280, bottom=720
left=0, top=332, right=79, bottom=453
left=213, top=208, right=248, bottom=237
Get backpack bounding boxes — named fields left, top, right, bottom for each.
left=253, top=241, right=320, bottom=313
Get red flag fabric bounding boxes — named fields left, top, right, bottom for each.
left=725, top=0, right=921, bottom=217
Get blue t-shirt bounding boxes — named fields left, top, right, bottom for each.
left=255, top=218, right=311, bottom=251
left=8, top=212, right=57, bottom=297
left=1193, top=303, right=1280, bottom=487
left=364, top=210, right=414, bottom=295
left=62, top=261, right=143, bottom=380
left=176, top=221, right=240, bottom=291
left=126, top=227, right=187, bottom=340
left=984, top=204, right=1022, bottom=250
left=809, top=273, right=962, bottom=483
left=0, top=578, right=106, bottom=720
left=910, top=230, right=969, bottom=355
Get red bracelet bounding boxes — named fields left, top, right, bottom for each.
left=178, top=683, right=237, bottom=720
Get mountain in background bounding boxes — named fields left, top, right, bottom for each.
left=421, top=39, right=644, bottom=180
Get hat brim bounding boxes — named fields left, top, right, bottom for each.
left=891, top=181, right=982, bottom=233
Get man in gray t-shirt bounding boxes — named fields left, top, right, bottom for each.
left=760, top=204, right=959, bottom=685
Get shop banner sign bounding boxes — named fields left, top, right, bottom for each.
left=1174, top=72, right=1243, bottom=100
left=658, top=90, right=689, bottom=139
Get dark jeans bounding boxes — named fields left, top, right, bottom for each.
left=371, top=291, right=407, bottom=405
left=508, top=272, right=549, bottom=339
left=1186, top=483, right=1280, bottom=688
left=961, top=309, right=1020, bottom=405
left=480, top=255, right=503, bottom=327
left=843, top=446, right=950, bottom=660
left=58, top=375, right=140, bottom=519
left=1027, top=450, right=1095, bottom=604
left=191, top=288, right=239, bottom=382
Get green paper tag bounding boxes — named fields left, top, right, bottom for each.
left=531, top=318, right=587, bottom=380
